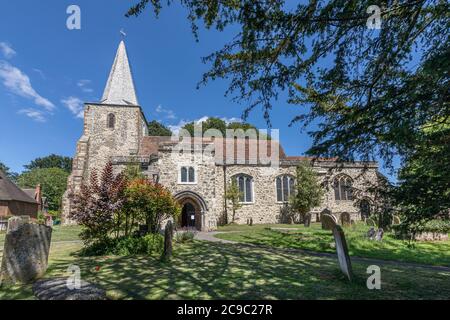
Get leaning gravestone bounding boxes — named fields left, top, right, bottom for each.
left=304, top=213, right=312, bottom=227
left=163, top=221, right=173, bottom=261
left=0, top=222, right=52, bottom=285
left=367, top=227, right=376, bottom=240
left=321, top=212, right=337, bottom=230
left=321, top=214, right=353, bottom=282
left=375, top=228, right=384, bottom=241
left=340, top=212, right=351, bottom=227
left=332, top=225, right=354, bottom=282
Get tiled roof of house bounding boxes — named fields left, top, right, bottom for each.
left=0, top=171, right=38, bottom=204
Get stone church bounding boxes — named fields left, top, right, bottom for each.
left=62, top=41, right=381, bottom=231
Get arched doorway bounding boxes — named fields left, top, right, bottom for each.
left=174, top=191, right=208, bottom=231
left=360, top=199, right=371, bottom=221
left=181, top=202, right=197, bottom=229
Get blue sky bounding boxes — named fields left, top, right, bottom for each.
left=0, top=1, right=397, bottom=179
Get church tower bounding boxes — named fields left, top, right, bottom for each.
left=62, top=41, right=148, bottom=223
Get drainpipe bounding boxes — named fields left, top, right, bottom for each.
left=223, top=165, right=228, bottom=225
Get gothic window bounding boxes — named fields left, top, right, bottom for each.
left=180, top=166, right=196, bottom=183
left=276, top=175, right=295, bottom=202
left=234, top=174, right=253, bottom=203
left=334, top=175, right=353, bottom=201
left=107, top=113, right=116, bottom=129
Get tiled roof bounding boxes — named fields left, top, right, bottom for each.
left=0, top=171, right=38, bottom=204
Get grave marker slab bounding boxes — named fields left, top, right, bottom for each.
left=332, top=225, right=354, bottom=282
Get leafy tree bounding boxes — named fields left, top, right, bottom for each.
left=125, top=178, right=181, bottom=234
left=394, top=119, right=450, bottom=232
left=70, top=163, right=127, bottom=244
left=17, top=168, right=69, bottom=211
left=224, top=181, right=243, bottom=223
left=289, top=163, right=324, bottom=222
left=182, top=117, right=228, bottom=136
left=147, top=120, right=173, bottom=136
left=24, top=154, right=73, bottom=173
left=127, top=1, right=448, bottom=165
left=0, top=161, right=18, bottom=181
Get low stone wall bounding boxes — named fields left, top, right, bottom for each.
left=415, top=232, right=449, bottom=242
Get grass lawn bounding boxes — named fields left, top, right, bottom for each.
left=1, top=225, right=449, bottom=300
left=216, top=223, right=450, bottom=267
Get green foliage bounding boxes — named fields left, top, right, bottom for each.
left=80, top=234, right=164, bottom=257
left=17, top=168, right=69, bottom=211
left=0, top=161, right=18, bottom=182
left=393, top=118, right=450, bottom=231
left=175, top=231, right=196, bottom=243
left=123, top=178, right=181, bottom=235
left=289, top=163, right=324, bottom=220
left=123, top=163, right=144, bottom=181
left=181, top=117, right=267, bottom=138
left=24, top=154, right=73, bottom=173
left=224, top=180, right=243, bottom=223
left=147, top=120, right=173, bottom=136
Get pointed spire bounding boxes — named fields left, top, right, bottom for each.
left=101, top=40, right=139, bottom=106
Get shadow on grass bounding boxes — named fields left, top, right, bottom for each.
left=41, top=240, right=450, bottom=300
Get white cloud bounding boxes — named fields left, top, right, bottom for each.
left=77, top=79, right=93, bottom=93
left=61, top=96, right=84, bottom=118
left=18, top=108, right=46, bottom=122
left=0, top=42, right=16, bottom=59
left=0, top=61, right=55, bottom=111
left=32, top=68, right=46, bottom=80
left=156, top=104, right=176, bottom=120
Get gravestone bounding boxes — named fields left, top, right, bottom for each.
left=375, top=228, right=384, bottom=241
left=340, top=212, right=351, bottom=227
left=304, top=213, right=312, bottom=227
left=163, top=221, right=173, bottom=261
left=33, top=278, right=106, bottom=300
left=392, top=215, right=401, bottom=225
left=332, top=225, right=354, bottom=282
left=0, top=222, right=52, bottom=285
left=249, top=218, right=253, bottom=226
left=367, top=227, right=376, bottom=240
left=321, top=213, right=337, bottom=230
left=6, top=216, right=24, bottom=233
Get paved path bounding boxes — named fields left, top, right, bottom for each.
left=195, top=231, right=450, bottom=272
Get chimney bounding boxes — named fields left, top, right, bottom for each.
left=35, top=184, right=42, bottom=211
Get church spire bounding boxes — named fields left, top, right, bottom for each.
left=101, top=40, right=139, bottom=106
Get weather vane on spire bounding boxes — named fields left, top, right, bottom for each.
left=120, top=28, right=127, bottom=39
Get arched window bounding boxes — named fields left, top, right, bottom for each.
left=276, top=175, right=295, bottom=202
left=107, top=113, right=116, bottom=129
left=180, top=166, right=196, bottom=183
left=234, top=174, right=253, bottom=203
left=360, top=199, right=371, bottom=220
left=333, top=175, right=353, bottom=201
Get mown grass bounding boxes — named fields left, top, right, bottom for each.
left=1, top=225, right=450, bottom=300
left=216, top=223, right=450, bottom=266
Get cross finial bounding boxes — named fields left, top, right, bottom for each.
left=120, top=28, right=127, bottom=39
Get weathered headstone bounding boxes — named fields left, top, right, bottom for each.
left=163, top=221, right=173, bottom=261
left=375, top=228, right=384, bottom=241
left=304, top=213, right=312, bottom=227
left=249, top=218, right=253, bottom=226
left=0, top=223, right=52, bottom=285
left=332, top=225, right=354, bottom=282
left=392, top=215, right=401, bottom=225
left=367, top=227, right=376, bottom=240
left=6, top=216, right=24, bottom=233
left=340, top=212, right=351, bottom=227
left=33, top=278, right=106, bottom=300
left=321, top=212, right=337, bottom=230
